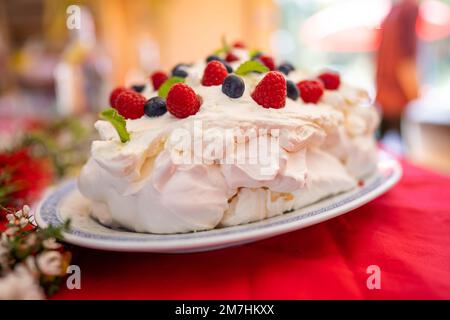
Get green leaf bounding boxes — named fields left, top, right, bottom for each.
left=157, top=76, right=185, bottom=98
left=41, top=219, right=71, bottom=241
left=221, top=35, right=230, bottom=53
left=249, top=49, right=262, bottom=59
left=99, top=108, right=130, bottom=143
left=235, top=60, right=269, bottom=76
left=212, top=35, right=230, bottom=55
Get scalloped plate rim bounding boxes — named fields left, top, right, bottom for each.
left=34, top=150, right=402, bottom=253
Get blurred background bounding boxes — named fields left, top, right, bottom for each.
left=0, top=0, right=449, bottom=207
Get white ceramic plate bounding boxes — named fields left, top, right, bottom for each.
left=35, top=150, right=401, bottom=253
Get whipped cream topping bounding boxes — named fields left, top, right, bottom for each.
left=78, top=47, right=379, bottom=233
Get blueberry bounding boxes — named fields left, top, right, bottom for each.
left=223, top=62, right=233, bottom=73
left=131, top=84, right=145, bottom=93
left=278, top=62, right=295, bottom=75
left=222, top=75, right=245, bottom=98
left=283, top=62, right=295, bottom=71
left=286, top=80, right=299, bottom=101
left=206, top=55, right=221, bottom=63
left=278, top=65, right=291, bottom=75
left=144, top=97, right=167, bottom=117
left=172, top=68, right=188, bottom=78
left=171, top=63, right=189, bottom=78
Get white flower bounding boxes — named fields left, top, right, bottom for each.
left=42, top=238, right=61, bottom=250
left=19, top=217, right=29, bottom=228
left=36, top=251, right=63, bottom=276
left=22, top=205, right=31, bottom=217
left=14, top=209, right=23, bottom=218
left=5, top=214, right=15, bottom=224
left=4, top=226, right=19, bottom=236
left=0, top=264, right=44, bottom=300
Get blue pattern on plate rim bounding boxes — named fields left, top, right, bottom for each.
left=39, top=168, right=393, bottom=242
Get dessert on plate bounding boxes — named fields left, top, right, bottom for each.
left=78, top=41, right=379, bottom=234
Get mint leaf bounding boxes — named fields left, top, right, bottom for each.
left=249, top=49, right=262, bottom=59
left=158, top=76, right=185, bottom=98
left=212, top=35, right=230, bottom=55
left=221, top=35, right=230, bottom=53
left=212, top=48, right=225, bottom=55
left=99, top=108, right=130, bottom=143
left=235, top=60, right=269, bottom=76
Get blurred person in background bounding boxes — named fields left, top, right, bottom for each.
left=376, top=0, right=420, bottom=138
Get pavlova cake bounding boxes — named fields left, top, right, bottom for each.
left=78, top=41, right=379, bottom=234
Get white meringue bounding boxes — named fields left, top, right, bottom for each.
left=78, top=49, right=379, bottom=234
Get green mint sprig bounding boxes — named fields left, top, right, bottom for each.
left=249, top=49, right=262, bottom=59
left=212, top=35, right=230, bottom=55
left=235, top=60, right=269, bottom=76
left=99, top=108, right=130, bottom=143
left=158, top=76, right=185, bottom=98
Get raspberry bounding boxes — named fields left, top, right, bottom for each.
left=109, top=86, right=128, bottom=108
left=297, top=80, right=324, bottom=103
left=225, top=52, right=239, bottom=63
left=201, top=61, right=228, bottom=86
left=166, top=83, right=201, bottom=119
left=115, top=90, right=146, bottom=119
left=318, top=71, right=340, bottom=90
left=232, top=41, right=246, bottom=48
left=251, top=71, right=286, bottom=109
left=150, top=71, right=168, bottom=90
left=258, top=55, right=275, bottom=71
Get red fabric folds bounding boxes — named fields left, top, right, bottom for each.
left=53, top=160, right=450, bottom=299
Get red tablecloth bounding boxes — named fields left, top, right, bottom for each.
left=52, top=160, right=450, bottom=299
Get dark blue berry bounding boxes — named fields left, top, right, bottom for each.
left=144, top=97, right=167, bottom=117
left=171, top=64, right=189, bottom=78
left=286, top=80, right=299, bottom=101
left=223, top=62, right=233, bottom=73
left=283, top=62, right=295, bottom=71
left=172, top=68, right=188, bottom=78
left=131, top=84, right=145, bottom=93
left=278, top=62, right=295, bottom=75
left=278, top=65, right=291, bottom=75
left=222, top=75, right=245, bottom=98
left=206, top=55, right=221, bottom=63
